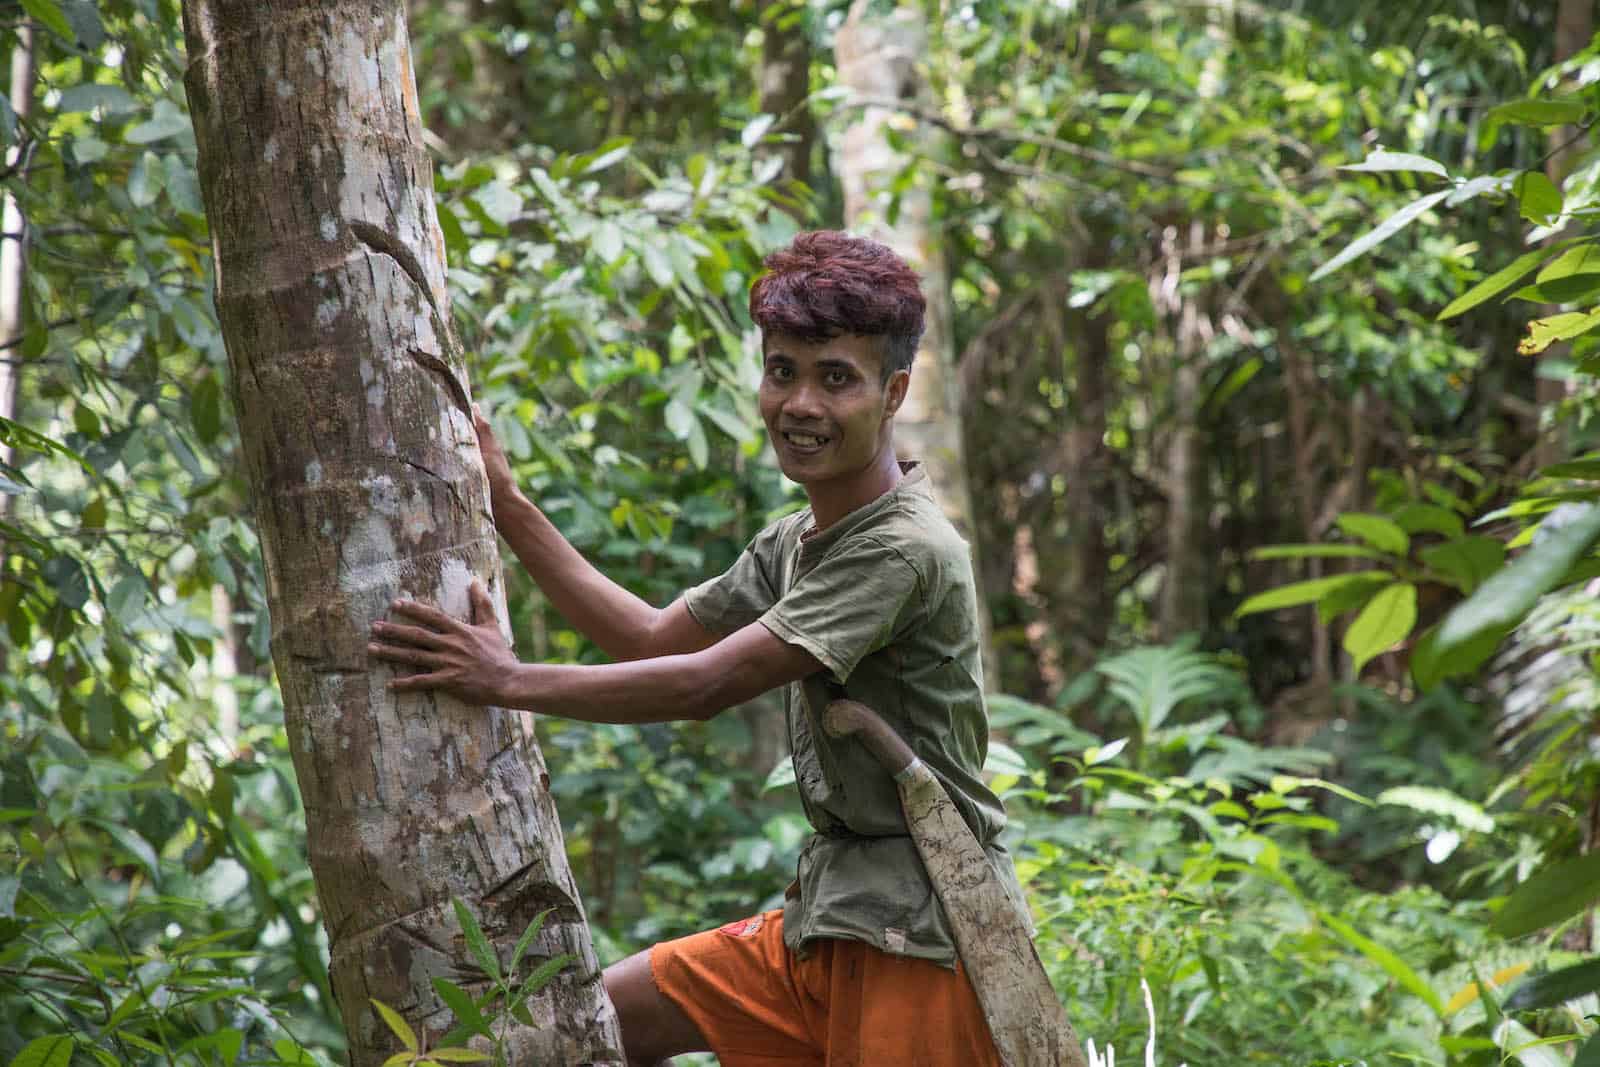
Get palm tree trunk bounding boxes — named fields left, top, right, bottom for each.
left=180, top=4, right=623, bottom=1062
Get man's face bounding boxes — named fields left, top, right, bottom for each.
left=758, top=332, right=908, bottom=488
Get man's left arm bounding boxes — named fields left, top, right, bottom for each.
left=367, top=579, right=820, bottom=723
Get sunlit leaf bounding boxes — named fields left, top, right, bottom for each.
left=1235, top=572, right=1391, bottom=617
left=1309, top=189, right=1451, bottom=282
left=1339, top=148, right=1448, bottom=179
left=1343, top=582, right=1417, bottom=675
left=1336, top=513, right=1409, bottom=555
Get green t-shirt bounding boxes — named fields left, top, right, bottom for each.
left=684, top=463, right=1028, bottom=966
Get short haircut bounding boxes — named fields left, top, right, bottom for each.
left=748, top=230, right=926, bottom=380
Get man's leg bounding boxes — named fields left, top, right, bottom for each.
left=604, top=948, right=710, bottom=1067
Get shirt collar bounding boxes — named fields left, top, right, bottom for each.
left=798, top=461, right=927, bottom=559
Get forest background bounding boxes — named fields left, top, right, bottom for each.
left=6, top=0, right=1600, bottom=1064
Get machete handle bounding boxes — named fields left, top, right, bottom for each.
left=823, top=699, right=918, bottom=777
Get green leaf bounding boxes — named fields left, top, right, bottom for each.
left=9, top=1035, right=75, bottom=1067
left=20, top=0, right=74, bottom=41
left=124, top=99, right=191, bottom=145
left=1318, top=910, right=1445, bottom=1017
left=431, top=978, right=491, bottom=1037
left=1494, top=849, right=1600, bottom=939
left=518, top=952, right=576, bottom=996
left=1336, top=513, right=1409, bottom=555
left=1489, top=98, right=1590, bottom=127
left=687, top=418, right=709, bottom=470
left=1343, top=582, right=1417, bottom=675
left=1437, top=504, right=1600, bottom=652
left=1235, top=572, right=1391, bottom=617
left=1519, top=308, right=1600, bottom=355
left=1316, top=573, right=1395, bottom=624
left=128, top=151, right=166, bottom=208
left=1514, top=172, right=1563, bottom=224
left=1574, top=1031, right=1600, bottom=1067
left=1377, top=785, right=1494, bottom=832
left=1419, top=536, right=1506, bottom=593
left=370, top=999, right=418, bottom=1053
left=1536, top=244, right=1600, bottom=284
left=1438, top=247, right=1562, bottom=320
left=1504, top=958, right=1600, bottom=1011
left=452, top=897, right=501, bottom=982
left=1411, top=622, right=1503, bottom=690
left=1310, top=188, right=1452, bottom=282
left=1392, top=503, right=1466, bottom=539
left=510, top=908, right=552, bottom=974
left=1248, top=543, right=1387, bottom=562
left=1540, top=458, right=1600, bottom=480
left=1339, top=148, right=1448, bottom=179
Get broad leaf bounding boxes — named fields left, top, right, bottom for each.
left=1419, top=536, right=1506, bottom=593
left=1504, top=958, right=1600, bottom=1012
left=20, top=0, right=74, bottom=41
left=1392, top=503, right=1466, bottom=539
left=1519, top=309, right=1600, bottom=356
left=1438, top=246, right=1564, bottom=321
left=1493, top=849, right=1600, bottom=939
left=1514, top=172, right=1562, bottom=224
left=1488, top=98, right=1589, bottom=127
left=1437, top=503, right=1600, bottom=652
left=1536, top=244, right=1600, bottom=284
left=452, top=897, right=501, bottom=982
left=1336, top=513, right=1409, bottom=555
left=1339, top=149, right=1448, bottom=179
left=370, top=999, right=418, bottom=1053
left=431, top=978, right=491, bottom=1037
left=1310, top=189, right=1452, bottom=282
left=1235, top=572, right=1391, bottom=617
left=1343, top=582, right=1417, bottom=675
left=9, top=1036, right=75, bottom=1067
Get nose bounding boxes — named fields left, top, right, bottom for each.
left=785, top=380, right=824, bottom=421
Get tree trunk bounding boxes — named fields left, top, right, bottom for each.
left=1158, top=221, right=1211, bottom=639
left=835, top=0, right=997, bottom=684
left=1054, top=297, right=1112, bottom=676
left=180, top=5, right=623, bottom=1062
left=757, top=0, right=815, bottom=199
left=0, top=25, right=36, bottom=489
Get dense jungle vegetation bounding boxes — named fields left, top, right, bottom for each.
left=6, top=0, right=1600, bottom=1063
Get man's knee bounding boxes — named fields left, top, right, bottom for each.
left=605, top=946, right=708, bottom=1066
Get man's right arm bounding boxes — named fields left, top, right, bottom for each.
left=477, top=409, right=714, bottom=662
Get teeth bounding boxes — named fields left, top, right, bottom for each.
left=786, top=433, right=826, bottom=448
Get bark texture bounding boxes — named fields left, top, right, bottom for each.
left=835, top=0, right=996, bottom=682
left=757, top=0, right=816, bottom=197
left=180, top=4, right=622, bottom=1062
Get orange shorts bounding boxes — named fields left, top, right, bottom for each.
left=648, top=909, right=1002, bottom=1067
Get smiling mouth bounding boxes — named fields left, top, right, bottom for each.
left=782, top=431, right=830, bottom=450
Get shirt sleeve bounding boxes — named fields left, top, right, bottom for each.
left=682, top=523, right=785, bottom=636
left=760, top=535, right=925, bottom=684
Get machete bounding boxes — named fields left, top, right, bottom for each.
left=824, top=698, right=1089, bottom=1067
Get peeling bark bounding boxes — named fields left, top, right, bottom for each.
left=180, top=4, right=623, bottom=1062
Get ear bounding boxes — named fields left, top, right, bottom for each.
left=882, top=368, right=910, bottom=419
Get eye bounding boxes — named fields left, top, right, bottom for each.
left=824, top=368, right=851, bottom=387
left=766, top=363, right=793, bottom=382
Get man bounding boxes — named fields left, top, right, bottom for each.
left=367, top=231, right=1024, bottom=1065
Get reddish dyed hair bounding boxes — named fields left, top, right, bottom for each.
left=749, top=230, right=926, bottom=379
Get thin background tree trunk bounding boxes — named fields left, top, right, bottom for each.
left=835, top=0, right=997, bottom=685
left=180, top=4, right=622, bottom=1061
left=0, top=25, right=36, bottom=491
